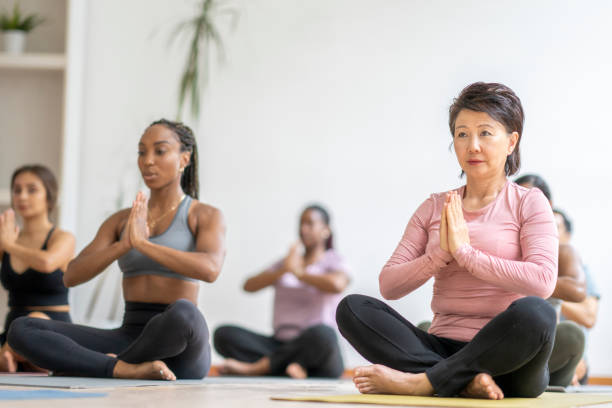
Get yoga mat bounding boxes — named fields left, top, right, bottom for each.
left=0, top=376, right=206, bottom=389
left=0, top=389, right=106, bottom=400
left=0, top=375, right=346, bottom=389
left=271, top=392, right=612, bottom=407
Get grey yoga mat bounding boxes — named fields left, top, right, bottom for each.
left=0, top=376, right=206, bottom=389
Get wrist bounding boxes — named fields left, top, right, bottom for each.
left=4, top=241, right=16, bottom=253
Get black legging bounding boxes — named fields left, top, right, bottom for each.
left=214, top=324, right=344, bottom=378
left=7, top=299, right=210, bottom=379
left=0, top=309, right=71, bottom=346
left=336, top=294, right=556, bottom=397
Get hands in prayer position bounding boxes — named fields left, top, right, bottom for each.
left=439, top=191, right=471, bottom=256
left=0, top=209, right=19, bottom=251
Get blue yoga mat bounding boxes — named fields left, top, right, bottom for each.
left=0, top=389, right=106, bottom=400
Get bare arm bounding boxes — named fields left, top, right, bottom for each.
left=5, top=230, right=75, bottom=273
left=551, top=245, right=586, bottom=302
left=243, top=267, right=284, bottom=292
left=297, top=269, right=350, bottom=294
left=64, top=210, right=131, bottom=287
left=561, top=296, right=599, bottom=328
left=133, top=202, right=226, bottom=283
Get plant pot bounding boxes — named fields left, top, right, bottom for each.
left=2, top=30, right=27, bottom=54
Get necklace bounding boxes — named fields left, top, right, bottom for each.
left=147, top=195, right=186, bottom=229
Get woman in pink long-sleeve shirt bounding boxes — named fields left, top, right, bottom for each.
left=336, top=82, right=558, bottom=399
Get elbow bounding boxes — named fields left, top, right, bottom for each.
left=62, top=262, right=79, bottom=287
left=379, top=285, right=400, bottom=300
left=63, top=273, right=77, bottom=288
left=39, top=259, right=57, bottom=274
left=201, top=267, right=220, bottom=283
left=379, top=272, right=399, bottom=300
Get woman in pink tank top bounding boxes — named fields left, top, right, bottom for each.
left=336, top=82, right=558, bottom=399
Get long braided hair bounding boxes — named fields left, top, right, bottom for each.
left=148, top=119, right=199, bottom=199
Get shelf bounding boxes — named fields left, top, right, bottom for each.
left=0, top=188, right=9, bottom=206
left=0, top=53, right=66, bottom=71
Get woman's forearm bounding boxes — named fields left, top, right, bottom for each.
left=243, top=270, right=282, bottom=292
left=5, top=243, right=62, bottom=273
left=135, top=240, right=222, bottom=283
left=64, top=241, right=130, bottom=287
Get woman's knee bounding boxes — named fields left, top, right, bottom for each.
left=168, top=299, right=203, bottom=324
left=511, top=296, right=556, bottom=333
left=213, top=325, right=239, bottom=353
left=555, top=321, right=585, bottom=353
left=303, top=324, right=339, bottom=349
left=7, top=316, right=39, bottom=351
left=336, top=294, right=371, bottom=327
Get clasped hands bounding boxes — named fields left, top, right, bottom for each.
left=282, top=242, right=306, bottom=279
left=121, top=191, right=150, bottom=251
left=440, top=191, right=471, bottom=256
left=0, top=209, right=19, bottom=251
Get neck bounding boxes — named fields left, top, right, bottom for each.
left=21, top=212, right=52, bottom=234
left=304, top=244, right=326, bottom=259
left=464, top=173, right=507, bottom=201
left=148, top=183, right=185, bottom=210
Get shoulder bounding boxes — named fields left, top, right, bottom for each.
left=410, top=188, right=457, bottom=223
left=323, top=250, right=350, bottom=273
left=188, top=199, right=226, bottom=232
left=48, top=228, right=76, bottom=245
left=509, top=182, right=552, bottom=220
left=559, top=243, right=580, bottom=261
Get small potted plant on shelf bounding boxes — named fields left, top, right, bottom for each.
left=0, top=2, right=44, bottom=54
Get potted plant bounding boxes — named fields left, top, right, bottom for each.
left=171, top=0, right=238, bottom=120
left=0, top=2, right=44, bottom=54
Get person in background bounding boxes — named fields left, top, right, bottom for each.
left=0, top=165, right=75, bottom=372
left=8, top=119, right=225, bottom=380
left=214, top=204, right=349, bottom=379
left=515, top=175, right=586, bottom=387
left=553, top=208, right=600, bottom=385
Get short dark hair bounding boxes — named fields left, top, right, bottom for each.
left=449, top=82, right=524, bottom=176
left=10, top=164, right=58, bottom=212
left=514, top=174, right=552, bottom=202
left=553, top=208, right=573, bottom=235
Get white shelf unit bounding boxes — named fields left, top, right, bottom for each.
left=0, top=188, right=9, bottom=207
left=0, top=0, right=85, bottom=231
left=0, top=52, right=66, bottom=71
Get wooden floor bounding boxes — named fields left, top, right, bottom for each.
left=2, top=377, right=612, bottom=407
left=1, top=377, right=357, bottom=408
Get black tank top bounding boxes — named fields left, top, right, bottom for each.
left=0, top=227, right=69, bottom=307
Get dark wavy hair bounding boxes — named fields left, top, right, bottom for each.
left=11, top=164, right=58, bottom=212
left=515, top=174, right=552, bottom=202
left=449, top=82, right=524, bottom=176
left=553, top=208, right=573, bottom=235
left=148, top=119, right=199, bottom=199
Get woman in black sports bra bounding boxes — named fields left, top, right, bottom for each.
left=7, top=119, right=226, bottom=380
left=0, top=165, right=75, bottom=371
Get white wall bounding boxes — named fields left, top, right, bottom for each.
left=72, top=0, right=612, bottom=374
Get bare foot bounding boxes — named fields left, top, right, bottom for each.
left=286, top=362, right=307, bottom=379
left=461, top=373, right=504, bottom=400
left=218, top=358, right=270, bottom=376
left=113, top=360, right=176, bottom=381
left=352, top=365, right=434, bottom=395
left=0, top=350, right=17, bottom=372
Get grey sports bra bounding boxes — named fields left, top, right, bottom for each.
left=117, top=195, right=197, bottom=282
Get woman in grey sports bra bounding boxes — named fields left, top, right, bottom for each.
left=7, top=119, right=226, bottom=380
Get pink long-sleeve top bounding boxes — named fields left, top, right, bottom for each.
left=380, top=180, right=558, bottom=342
